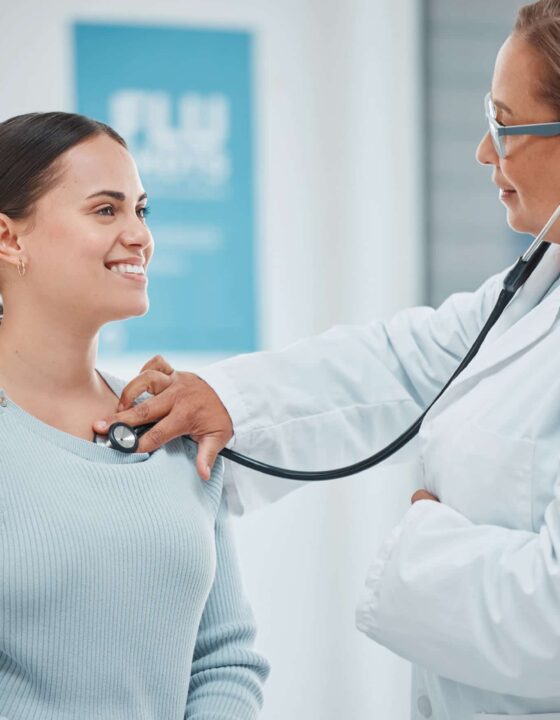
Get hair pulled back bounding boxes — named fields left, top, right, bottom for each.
left=515, top=0, right=560, bottom=115
left=0, top=112, right=126, bottom=320
left=0, top=111, right=126, bottom=221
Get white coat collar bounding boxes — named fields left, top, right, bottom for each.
left=428, top=243, right=560, bottom=416
left=484, top=241, right=560, bottom=344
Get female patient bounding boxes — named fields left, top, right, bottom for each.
left=0, top=111, right=269, bottom=719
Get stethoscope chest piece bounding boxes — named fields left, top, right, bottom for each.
left=92, top=422, right=139, bottom=452
left=93, top=421, right=156, bottom=453
left=107, top=422, right=139, bottom=453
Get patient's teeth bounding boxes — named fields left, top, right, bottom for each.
left=107, top=263, right=145, bottom=274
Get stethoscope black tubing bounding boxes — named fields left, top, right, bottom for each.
left=219, top=286, right=513, bottom=479
left=117, top=242, right=549, bottom=481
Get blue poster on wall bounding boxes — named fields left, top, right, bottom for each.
left=73, top=22, right=257, bottom=354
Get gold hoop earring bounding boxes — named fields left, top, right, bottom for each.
left=17, top=257, right=26, bottom=277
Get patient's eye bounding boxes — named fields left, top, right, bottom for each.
left=95, top=205, right=151, bottom=220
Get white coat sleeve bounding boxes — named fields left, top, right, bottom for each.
left=355, top=494, right=560, bottom=697
left=197, top=269, right=507, bottom=515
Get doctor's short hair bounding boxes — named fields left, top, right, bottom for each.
left=515, top=0, right=560, bottom=114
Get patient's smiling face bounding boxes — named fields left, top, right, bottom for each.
left=0, top=133, right=154, bottom=332
left=476, top=33, right=560, bottom=239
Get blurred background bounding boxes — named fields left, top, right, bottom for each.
left=0, top=0, right=530, bottom=717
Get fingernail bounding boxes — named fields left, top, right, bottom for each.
left=206, top=465, right=211, bottom=478
left=95, top=420, right=107, bottom=429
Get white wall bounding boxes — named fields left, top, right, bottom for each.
left=0, top=0, right=423, bottom=717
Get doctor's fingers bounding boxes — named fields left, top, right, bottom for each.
left=192, top=432, right=230, bottom=482
left=139, top=353, right=175, bottom=376
left=92, top=386, right=177, bottom=437
left=94, top=378, right=233, bottom=456
left=135, top=413, right=191, bottom=455
left=115, top=368, right=176, bottom=411
left=113, top=370, right=234, bottom=439
left=130, top=408, right=231, bottom=475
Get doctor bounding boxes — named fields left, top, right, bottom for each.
left=94, top=1, right=560, bottom=718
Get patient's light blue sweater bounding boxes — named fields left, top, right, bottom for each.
left=0, top=369, right=269, bottom=720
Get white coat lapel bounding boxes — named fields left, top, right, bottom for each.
left=444, top=243, right=560, bottom=392
left=485, top=241, right=560, bottom=343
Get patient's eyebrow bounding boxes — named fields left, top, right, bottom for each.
left=86, top=190, right=148, bottom=202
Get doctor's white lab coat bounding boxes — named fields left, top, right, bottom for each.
left=198, top=242, right=560, bottom=720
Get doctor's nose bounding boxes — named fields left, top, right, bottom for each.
left=476, top=130, right=499, bottom=166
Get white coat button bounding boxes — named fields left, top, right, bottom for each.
left=417, top=695, right=432, bottom=718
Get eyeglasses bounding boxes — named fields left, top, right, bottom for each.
left=485, top=92, right=560, bottom=158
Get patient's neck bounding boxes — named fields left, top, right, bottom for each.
left=0, top=306, right=105, bottom=403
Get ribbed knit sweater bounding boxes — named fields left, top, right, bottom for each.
left=0, top=368, right=269, bottom=720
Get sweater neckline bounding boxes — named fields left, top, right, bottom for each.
left=0, top=368, right=151, bottom=464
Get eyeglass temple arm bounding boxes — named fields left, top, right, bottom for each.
left=497, top=122, right=560, bottom=137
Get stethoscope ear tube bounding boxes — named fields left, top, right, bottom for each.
left=218, top=284, right=516, bottom=480
left=106, top=207, right=560, bottom=481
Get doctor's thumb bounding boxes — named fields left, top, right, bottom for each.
left=195, top=436, right=223, bottom=481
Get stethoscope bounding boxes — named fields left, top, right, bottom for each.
left=94, top=205, right=560, bottom=481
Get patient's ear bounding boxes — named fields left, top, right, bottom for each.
left=0, top=213, right=25, bottom=269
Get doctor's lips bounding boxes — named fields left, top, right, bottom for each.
left=496, top=184, right=517, bottom=201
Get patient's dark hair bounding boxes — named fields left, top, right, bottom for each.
left=515, top=0, right=560, bottom=114
left=0, top=111, right=126, bottom=220
left=0, top=111, right=127, bottom=320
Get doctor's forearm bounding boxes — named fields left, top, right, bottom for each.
left=199, top=268, right=507, bottom=443
left=356, top=499, right=560, bottom=697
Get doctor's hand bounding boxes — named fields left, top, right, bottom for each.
left=411, top=490, right=439, bottom=504
left=92, top=354, right=234, bottom=480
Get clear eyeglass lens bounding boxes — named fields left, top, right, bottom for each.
left=490, top=124, right=504, bottom=157
left=486, top=94, right=497, bottom=120
left=485, top=93, right=506, bottom=157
